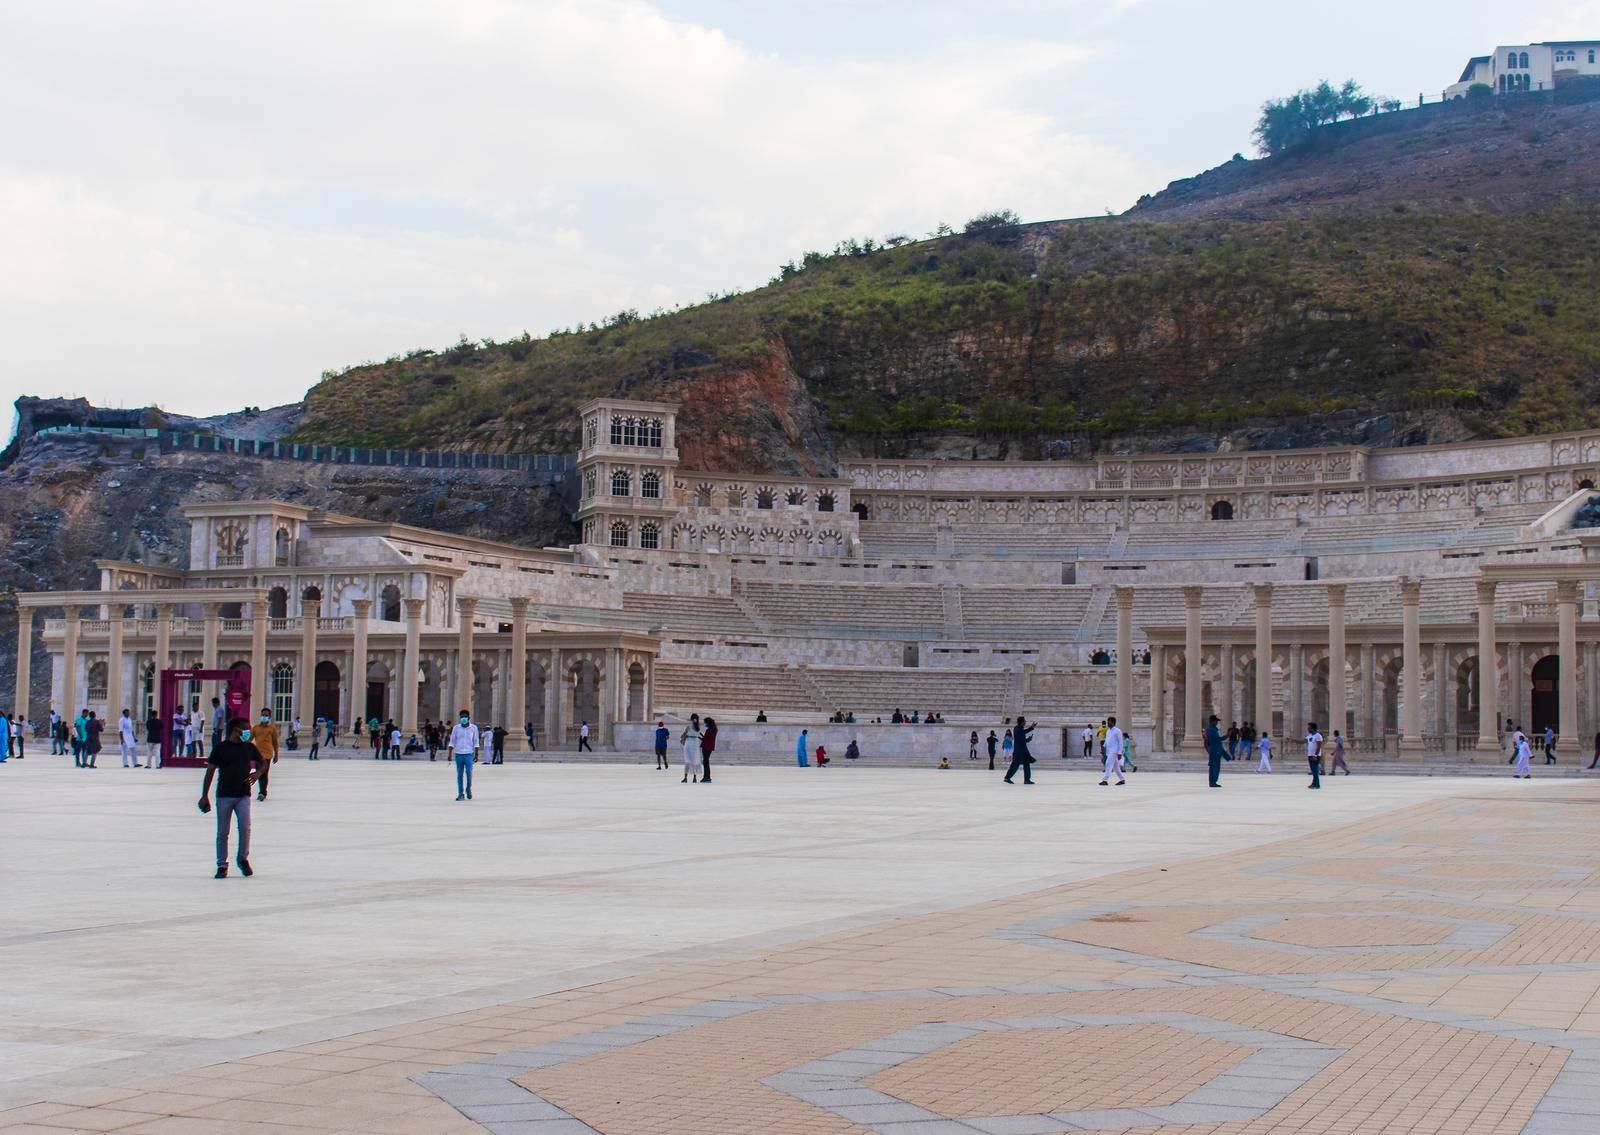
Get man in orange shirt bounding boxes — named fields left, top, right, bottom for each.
left=251, top=708, right=281, bottom=802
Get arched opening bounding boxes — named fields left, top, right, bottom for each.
left=627, top=661, right=646, bottom=721
left=418, top=659, right=443, bottom=723
left=471, top=659, right=494, bottom=724
left=639, top=521, right=660, bottom=550
left=785, top=488, right=805, bottom=506
left=525, top=663, right=546, bottom=738
left=756, top=488, right=775, bottom=510
left=275, top=527, right=291, bottom=565
left=609, top=521, right=630, bottom=548
left=571, top=660, right=600, bottom=738
left=852, top=502, right=869, bottom=520
left=267, top=586, right=288, bottom=620
left=140, top=662, right=156, bottom=721
left=1530, top=655, right=1559, bottom=734
left=300, top=585, right=322, bottom=613
left=1580, top=479, right=1596, bottom=490
left=610, top=469, right=631, bottom=497
left=366, top=658, right=392, bottom=722
left=1455, top=655, right=1480, bottom=735
left=1210, top=500, right=1234, bottom=521
left=314, top=660, right=341, bottom=724
left=86, top=660, right=108, bottom=704
left=271, top=662, right=295, bottom=722
left=1240, top=656, right=1258, bottom=733
left=817, top=491, right=835, bottom=513
left=1382, top=657, right=1402, bottom=734
left=219, top=601, right=243, bottom=620
left=380, top=584, right=402, bottom=622
left=640, top=471, right=660, bottom=499
left=1309, top=657, right=1330, bottom=731
left=695, top=484, right=713, bottom=507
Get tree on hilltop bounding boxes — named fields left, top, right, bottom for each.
left=1253, top=79, right=1375, bottom=155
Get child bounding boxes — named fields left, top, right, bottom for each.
left=938, top=756, right=951, bottom=769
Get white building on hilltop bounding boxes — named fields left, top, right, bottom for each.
left=1446, top=40, right=1600, bottom=98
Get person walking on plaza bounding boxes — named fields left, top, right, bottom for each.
left=1329, top=730, right=1350, bottom=775
left=700, top=716, right=717, bottom=783
left=251, top=709, right=280, bottom=801
left=1099, top=715, right=1126, bottom=786
left=85, top=710, right=102, bottom=768
left=117, top=708, right=138, bottom=767
left=654, top=720, right=671, bottom=769
left=7, top=715, right=22, bottom=759
left=72, top=708, right=87, bottom=766
left=1543, top=724, right=1558, bottom=764
left=1514, top=730, right=1533, bottom=779
left=449, top=711, right=479, bottom=800
left=391, top=722, right=404, bottom=761
left=50, top=709, right=63, bottom=754
left=1205, top=715, right=1226, bottom=787
left=1081, top=725, right=1093, bottom=759
left=578, top=720, right=593, bottom=752
left=1003, top=714, right=1036, bottom=784
left=525, top=721, right=536, bottom=751
left=987, top=729, right=999, bottom=770
left=1305, top=721, right=1324, bottom=789
left=491, top=724, right=506, bottom=764
left=199, top=717, right=263, bottom=878
left=969, top=730, right=979, bottom=761
left=306, top=716, right=321, bottom=760
left=1226, top=722, right=1239, bottom=760
left=0, top=713, right=9, bottom=764
left=682, top=717, right=703, bottom=782
left=1256, top=730, right=1273, bottom=773
left=210, top=697, right=225, bottom=754
left=795, top=727, right=809, bottom=768
left=145, top=708, right=162, bottom=767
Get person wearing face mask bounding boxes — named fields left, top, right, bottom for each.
left=449, top=710, right=480, bottom=801
left=199, top=718, right=264, bottom=878
left=251, top=709, right=281, bottom=801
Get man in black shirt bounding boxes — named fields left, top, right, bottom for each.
left=199, top=718, right=263, bottom=879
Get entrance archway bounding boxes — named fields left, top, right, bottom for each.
left=1530, top=655, right=1559, bottom=733
left=314, top=661, right=341, bottom=724
left=366, top=659, right=391, bottom=721
left=572, top=660, right=600, bottom=738
left=1455, top=656, right=1480, bottom=735
left=627, top=662, right=646, bottom=721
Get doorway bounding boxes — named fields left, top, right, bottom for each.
left=1530, top=655, right=1559, bottom=733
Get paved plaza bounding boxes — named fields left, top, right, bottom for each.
left=3, top=759, right=1599, bottom=1134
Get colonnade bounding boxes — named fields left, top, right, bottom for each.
left=1126, top=572, right=1595, bottom=756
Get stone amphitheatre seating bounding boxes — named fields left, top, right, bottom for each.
left=805, top=666, right=1011, bottom=719
left=1298, top=510, right=1479, bottom=555
left=957, top=587, right=1095, bottom=638
left=856, top=521, right=937, bottom=557
left=1449, top=502, right=1555, bottom=547
left=735, top=580, right=946, bottom=635
left=621, top=592, right=757, bottom=635
left=652, top=661, right=819, bottom=716
left=951, top=526, right=1114, bottom=558
left=1083, top=586, right=1248, bottom=637
left=1120, top=521, right=1297, bottom=558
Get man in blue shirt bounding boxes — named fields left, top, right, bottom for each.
left=1204, top=715, right=1227, bottom=788
left=654, top=720, right=670, bottom=770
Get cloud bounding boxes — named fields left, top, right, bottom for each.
left=0, top=0, right=1169, bottom=415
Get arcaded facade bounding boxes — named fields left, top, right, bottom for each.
left=14, top=399, right=1600, bottom=756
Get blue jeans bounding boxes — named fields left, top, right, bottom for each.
left=455, top=753, right=473, bottom=797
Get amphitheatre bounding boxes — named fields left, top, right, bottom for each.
left=13, top=397, right=1600, bottom=765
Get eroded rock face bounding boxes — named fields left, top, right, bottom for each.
left=0, top=436, right=575, bottom=719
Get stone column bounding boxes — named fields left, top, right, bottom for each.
left=1253, top=584, right=1274, bottom=736
left=106, top=610, right=125, bottom=720
left=402, top=598, right=424, bottom=734
left=1507, top=640, right=1523, bottom=732
left=1288, top=643, right=1304, bottom=736
left=546, top=649, right=564, bottom=747
left=14, top=605, right=32, bottom=717
left=201, top=601, right=221, bottom=709
left=454, top=597, right=476, bottom=717
left=1114, top=587, right=1134, bottom=732
left=1327, top=583, right=1347, bottom=740
left=1558, top=580, right=1580, bottom=746
left=1400, top=578, right=1425, bottom=755
left=1585, top=640, right=1598, bottom=752
left=350, top=599, right=371, bottom=727
left=507, top=598, right=530, bottom=750
left=299, top=596, right=319, bottom=730
left=1182, top=585, right=1203, bottom=751
left=1149, top=643, right=1166, bottom=751
left=1433, top=641, right=1449, bottom=739
left=597, top=651, right=615, bottom=745
left=1361, top=640, right=1376, bottom=738
left=61, top=606, right=80, bottom=716
left=153, top=601, right=171, bottom=683
left=1218, top=642, right=1234, bottom=730
left=249, top=597, right=268, bottom=716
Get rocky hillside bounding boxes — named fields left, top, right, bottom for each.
left=293, top=93, right=1600, bottom=472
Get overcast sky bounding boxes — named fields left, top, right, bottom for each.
left=2, top=0, right=1594, bottom=422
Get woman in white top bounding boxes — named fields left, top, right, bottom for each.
left=680, top=716, right=702, bottom=783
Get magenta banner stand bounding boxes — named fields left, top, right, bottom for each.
left=158, top=668, right=253, bottom=768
